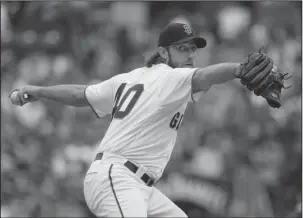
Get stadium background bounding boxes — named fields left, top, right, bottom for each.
left=1, top=1, right=301, bottom=217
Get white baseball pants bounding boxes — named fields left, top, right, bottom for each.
left=83, top=154, right=187, bottom=217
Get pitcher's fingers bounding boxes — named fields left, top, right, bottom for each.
left=19, top=92, right=28, bottom=106
left=23, top=93, right=28, bottom=99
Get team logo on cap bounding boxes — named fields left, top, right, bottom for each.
left=183, top=24, right=192, bottom=35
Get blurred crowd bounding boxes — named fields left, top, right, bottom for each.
left=1, top=1, right=302, bottom=217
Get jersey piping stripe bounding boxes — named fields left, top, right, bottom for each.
left=84, top=85, right=101, bottom=119
left=190, top=68, right=199, bottom=103
left=108, top=164, right=124, bottom=217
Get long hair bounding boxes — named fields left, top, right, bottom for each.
left=145, top=51, right=166, bottom=68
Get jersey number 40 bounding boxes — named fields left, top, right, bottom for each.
left=111, top=83, right=144, bottom=119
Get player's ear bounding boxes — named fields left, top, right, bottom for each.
left=158, top=47, right=169, bottom=63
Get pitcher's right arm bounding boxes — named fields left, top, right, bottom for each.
left=10, top=85, right=88, bottom=107
left=10, top=77, right=118, bottom=118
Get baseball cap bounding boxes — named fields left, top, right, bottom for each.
left=158, top=23, right=207, bottom=48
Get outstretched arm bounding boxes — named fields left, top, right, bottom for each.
left=10, top=84, right=90, bottom=107
left=192, top=63, right=239, bottom=93
left=11, top=77, right=116, bottom=117
left=39, top=85, right=89, bottom=106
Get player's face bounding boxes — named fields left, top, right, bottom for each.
left=167, top=41, right=197, bottom=68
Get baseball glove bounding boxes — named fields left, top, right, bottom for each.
left=235, top=47, right=291, bottom=108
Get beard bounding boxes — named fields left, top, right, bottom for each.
left=168, top=60, right=194, bottom=68
left=167, top=59, right=177, bottom=68
left=166, top=51, right=176, bottom=68
left=166, top=51, right=194, bottom=68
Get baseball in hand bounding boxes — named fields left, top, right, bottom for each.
left=10, top=91, right=28, bottom=106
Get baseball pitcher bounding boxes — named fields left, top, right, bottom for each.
left=9, top=23, right=291, bottom=217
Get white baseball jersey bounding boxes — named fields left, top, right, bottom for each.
left=85, top=63, right=205, bottom=180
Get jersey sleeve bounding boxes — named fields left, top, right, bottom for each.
left=85, top=78, right=116, bottom=118
left=190, top=69, right=210, bottom=103
left=159, top=68, right=206, bottom=106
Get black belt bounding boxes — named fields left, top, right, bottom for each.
left=94, top=153, right=155, bottom=187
